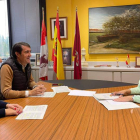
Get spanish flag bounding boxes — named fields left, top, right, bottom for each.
left=52, top=9, right=65, bottom=80
left=126, top=54, right=130, bottom=65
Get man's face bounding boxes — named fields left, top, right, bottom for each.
left=16, top=45, right=31, bottom=66
left=63, top=51, right=68, bottom=60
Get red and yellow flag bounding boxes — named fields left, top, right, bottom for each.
left=126, top=54, right=130, bottom=65
left=52, top=10, right=65, bottom=80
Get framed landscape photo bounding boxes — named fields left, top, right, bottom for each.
left=36, top=53, right=40, bottom=66
left=89, top=4, right=140, bottom=54
left=50, top=17, right=68, bottom=40
left=62, top=48, right=71, bottom=66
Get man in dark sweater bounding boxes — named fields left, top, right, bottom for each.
left=0, top=100, right=22, bottom=118
left=0, top=42, right=46, bottom=99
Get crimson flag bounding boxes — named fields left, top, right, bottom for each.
left=73, top=9, right=82, bottom=79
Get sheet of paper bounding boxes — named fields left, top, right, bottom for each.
left=16, top=105, right=48, bottom=120
left=68, top=90, right=96, bottom=97
left=51, top=86, right=71, bottom=93
left=99, top=100, right=139, bottom=110
left=93, top=93, right=119, bottom=100
left=30, top=92, right=56, bottom=98
left=107, top=100, right=132, bottom=105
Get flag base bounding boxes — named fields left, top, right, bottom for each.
left=40, top=76, right=48, bottom=81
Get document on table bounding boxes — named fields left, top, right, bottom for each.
left=68, top=90, right=96, bottom=97
left=93, top=93, right=119, bottom=100
left=99, top=100, right=139, bottom=110
left=51, top=86, right=71, bottom=93
left=16, top=105, right=48, bottom=120
left=30, top=92, right=56, bottom=97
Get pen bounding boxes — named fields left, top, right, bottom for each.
left=110, top=93, right=123, bottom=96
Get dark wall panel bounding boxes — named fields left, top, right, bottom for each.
left=10, top=0, right=40, bottom=53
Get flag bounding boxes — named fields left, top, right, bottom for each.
left=52, top=9, right=65, bottom=80
left=73, top=9, right=82, bottom=79
left=126, top=54, right=130, bottom=65
left=39, top=9, right=48, bottom=80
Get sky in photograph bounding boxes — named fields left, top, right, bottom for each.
left=89, top=5, right=139, bottom=29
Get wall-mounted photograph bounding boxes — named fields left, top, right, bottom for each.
left=89, top=4, right=140, bottom=54
left=36, top=53, right=40, bottom=66
left=62, top=48, right=71, bottom=65
left=50, top=17, right=68, bottom=40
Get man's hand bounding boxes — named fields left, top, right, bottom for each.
left=29, top=84, right=46, bottom=96
left=6, top=104, right=23, bottom=114
left=113, top=96, right=133, bottom=102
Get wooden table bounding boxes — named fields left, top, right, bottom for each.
left=0, top=81, right=139, bottom=140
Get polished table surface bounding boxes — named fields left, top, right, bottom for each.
left=0, top=81, right=140, bottom=140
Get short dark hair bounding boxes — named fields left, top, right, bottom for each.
left=12, top=42, right=31, bottom=59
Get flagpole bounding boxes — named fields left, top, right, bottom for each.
left=42, top=7, right=44, bottom=22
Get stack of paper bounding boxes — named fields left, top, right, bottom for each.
left=51, top=86, right=71, bottom=93
left=99, top=100, right=139, bottom=110
left=93, top=93, right=119, bottom=100
left=93, top=93, right=139, bottom=110
left=68, top=90, right=96, bottom=97
left=16, top=105, right=48, bottom=120
left=30, top=92, right=56, bottom=98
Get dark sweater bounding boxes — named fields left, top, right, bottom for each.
left=1, top=57, right=31, bottom=90
left=0, top=100, right=7, bottom=118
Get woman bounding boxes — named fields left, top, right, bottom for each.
left=0, top=100, right=23, bottom=118
left=112, top=80, right=140, bottom=103
left=0, top=58, right=23, bottom=118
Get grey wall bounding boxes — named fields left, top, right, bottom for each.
left=10, top=0, right=40, bottom=53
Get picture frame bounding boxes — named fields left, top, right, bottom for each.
left=50, top=17, right=68, bottom=40
left=62, top=48, right=71, bottom=66
left=36, top=53, right=40, bottom=66
left=135, top=57, right=140, bottom=68
left=89, top=4, right=140, bottom=54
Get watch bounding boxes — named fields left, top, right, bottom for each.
left=25, top=91, right=29, bottom=97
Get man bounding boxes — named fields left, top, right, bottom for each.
left=63, top=50, right=69, bottom=64
left=63, top=50, right=71, bottom=65
left=0, top=42, right=46, bottom=99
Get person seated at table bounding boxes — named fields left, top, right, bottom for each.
left=0, top=100, right=23, bottom=118
left=0, top=42, right=46, bottom=99
left=112, top=80, right=140, bottom=103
